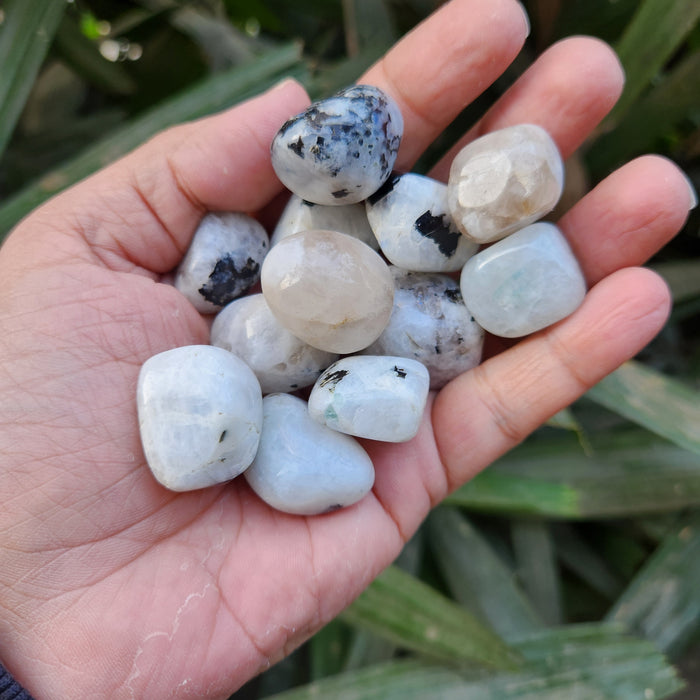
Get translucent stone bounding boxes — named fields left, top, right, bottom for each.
left=210, top=293, right=338, bottom=394
left=308, top=355, right=429, bottom=442
left=362, top=267, right=484, bottom=390
left=175, top=212, right=268, bottom=313
left=270, top=85, right=403, bottom=205
left=460, top=222, right=586, bottom=337
left=271, top=194, right=378, bottom=250
left=245, top=393, right=375, bottom=515
left=365, top=173, right=477, bottom=272
left=261, top=229, right=394, bottom=354
left=137, top=345, right=263, bottom=491
left=447, top=124, right=564, bottom=243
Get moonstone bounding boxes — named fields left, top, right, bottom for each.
left=210, top=293, right=338, bottom=394
left=270, top=85, right=403, bottom=205
left=447, top=124, right=564, bottom=243
left=261, top=229, right=394, bottom=354
left=365, top=173, right=477, bottom=272
left=137, top=345, right=263, bottom=491
left=308, top=356, right=429, bottom=442
left=271, top=194, right=378, bottom=250
left=362, top=267, right=484, bottom=389
left=245, top=393, right=375, bottom=515
left=175, top=212, right=268, bottom=313
left=460, top=222, right=586, bottom=337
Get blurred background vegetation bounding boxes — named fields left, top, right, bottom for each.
left=1, top=0, right=699, bottom=698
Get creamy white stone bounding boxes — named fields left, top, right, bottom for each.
left=261, top=229, right=394, bottom=354
left=271, top=194, right=378, bottom=250
left=245, top=393, right=375, bottom=515
left=362, top=267, right=484, bottom=389
left=210, top=294, right=338, bottom=394
left=308, top=355, right=429, bottom=442
left=365, top=173, right=477, bottom=272
left=270, top=85, right=403, bottom=205
left=460, top=222, right=587, bottom=337
left=137, top=345, right=263, bottom=491
left=175, top=212, right=268, bottom=313
left=447, top=124, right=564, bottom=243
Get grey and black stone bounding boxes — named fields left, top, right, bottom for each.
left=175, top=212, right=269, bottom=314
left=365, top=173, right=477, bottom=272
left=270, top=84, right=403, bottom=206
left=362, top=267, right=485, bottom=390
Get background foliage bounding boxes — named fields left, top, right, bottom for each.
left=0, top=0, right=699, bottom=698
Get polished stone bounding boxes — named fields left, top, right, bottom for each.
left=271, top=194, right=378, bottom=250
left=365, top=173, right=477, bottom=272
left=270, top=85, right=403, bottom=205
left=261, top=229, right=394, bottom=354
left=460, top=222, right=587, bottom=337
left=175, top=212, right=268, bottom=313
left=210, top=293, right=338, bottom=394
left=447, top=124, right=564, bottom=243
left=362, top=267, right=484, bottom=389
left=308, top=355, right=429, bottom=442
left=137, top=345, right=263, bottom=491
left=244, top=393, right=375, bottom=515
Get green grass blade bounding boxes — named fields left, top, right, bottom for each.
left=606, top=510, right=700, bottom=658
left=445, top=429, right=700, bottom=518
left=339, top=565, right=523, bottom=670
left=585, top=361, right=700, bottom=457
left=0, top=42, right=306, bottom=239
left=428, top=507, right=544, bottom=640
left=0, top=0, right=68, bottom=158
left=309, top=619, right=351, bottom=681
left=653, top=259, right=700, bottom=305
left=606, top=0, right=700, bottom=125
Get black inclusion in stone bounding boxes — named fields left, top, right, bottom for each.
left=332, top=188, right=349, bottom=199
left=393, top=365, right=407, bottom=379
left=199, top=255, right=260, bottom=306
left=443, top=287, right=463, bottom=304
left=219, top=431, right=227, bottom=443
left=367, top=173, right=401, bottom=205
left=415, top=210, right=461, bottom=258
left=319, top=369, right=348, bottom=388
left=288, top=136, right=305, bottom=158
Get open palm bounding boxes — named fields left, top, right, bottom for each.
left=0, top=1, right=694, bottom=697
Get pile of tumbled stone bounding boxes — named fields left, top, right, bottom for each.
left=137, top=85, right=586, bottom=515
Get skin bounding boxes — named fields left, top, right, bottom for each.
left=0, top=0, right=695, bottom=697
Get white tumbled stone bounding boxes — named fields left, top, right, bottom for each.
left=460, top=222, right=586, bottom=338
left=365, top=173, right=477, bottom=272
left=175, top=212, right=268, bottom=313
left=271, top=194, right=378, bottom=250
left=245, top=393, right=375, bottom=515
left=137, top=345, right=263, bottom=491
left=362, top=267, right=484, bottom=389
left=210, top=294, right=338, bottom=394
left=270, top=85, right=403, bottom=205
left=308, top=355, right=429, bottom=443
left=261, top=229, right=394, bottom=354
left=447, top=124, right=564, bottom=243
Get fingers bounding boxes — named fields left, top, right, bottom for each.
left=360, top=0, right=530, bottom=169
left=431, top=267, right=671, bottom=490
left=560, top=155, right=697, bottom=285
left=429, top=36, right=624, bottom=181
left=27, top=80, right=310, bottom=273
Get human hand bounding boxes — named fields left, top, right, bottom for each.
left=0, top=0, right=694, bottom=697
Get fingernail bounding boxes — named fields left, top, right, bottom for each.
left=515, top=1, right=531, bottom=38
left=682, top=170, right=698, bottom=210
left=270, top=77, right=297, bottom=93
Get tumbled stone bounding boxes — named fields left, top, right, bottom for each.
left=245, top=393, right=375, bottom=515
left=270, top=85, right=403, bottom=205
left=365, top=173, right=477, bottom=272
left=308, top=355, right=429, bottom=442
left=447, top=124, right=564, bottom=243
left=137, top=345, right=263, bottom=491
left=210, top=293, right=338, bottom=394
left=362, top=267, right=484, bottom=389
left=271, top=194, right=378, bottom=250
left=261, top=229, right=394, bottom=354
left=175, top=212, right=268, bottom=313
left=460, top=222, right=586, bottom=337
